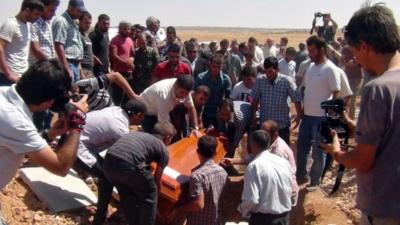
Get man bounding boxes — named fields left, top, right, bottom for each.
left=151, top=43, right=191, bottom=83
left=217, top=39, right=242, bottom=86
left=230, top=66, right=257, bottom=102
left=262, top=38, right=279, bottom=59
left=0, top=0, right=43, bottom=86
left=238, top=130, right=292, bottom=225
left=0, top=60, right=88, bottom=223
left=74, top=99, right=146, bottom=224
left=29, top=0, right=59, bottom=64
left=191, top=85, right=210, bottom=130
left=278, top=47, right=297, bottom=81
left=29, top=0, right=60, bottom=132
left=311, top=13, right=338, bottom=43
left=132, top=33, right=159, bottom=94
left=278, top=37, right=289, bottom=60
left=52, top=0, right=86, bottom=83
left=159, top=26, right=186, bottom=60
left=238, top=42, right=249, bottom=66
left=143, top=16, right=164, bottom=51
left=75, top=71, right=141, bottom=111
left=195, top=53, right=231, bottom=127
left=140, top=75, right=201, bottom=140
left=296, top=35, right=341, bottom=190
left=79, top=11, right=93, bottom=78
left=89, top=14, right=110, bottom=75
left=248, top=37, right=264, bottom=66
left=322, top=5, right=400, bottom=225
left=109, top=21, right=134, bottom=106
left=103, top=122, right=174, bottom=225
left=250, top=56, right=302, bottom=144
left=295, top=42, right=309, bottom=72
left=186, top=41, right=208, bottom=79
left=166, top=136, right=228, bottom=225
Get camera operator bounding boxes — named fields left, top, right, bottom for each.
left=311, top=12, right=338, bottom=43
left=0, top=59, right=88, bottom=223
left=322, top=5, right=400, bottom=225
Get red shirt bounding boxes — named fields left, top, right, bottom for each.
left=152, top=60, right=192, bottom=81
left=109, top=34, right=134, bottom=73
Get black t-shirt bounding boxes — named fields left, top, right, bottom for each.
left=107, top=132, right=169, bottom=169
left=81, top=33, right=94, bottom=69
left=89, top=30, right=110, bottom=74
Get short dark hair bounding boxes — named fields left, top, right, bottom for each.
left=280, top=37, right=288, bottom=45
left=186, top=42, right=197, bottom=51
left=168, top=43, right=181, bottom=53
left=176, top=74, right=194, bottom=91
left=306, top=35, right=327, bottom=52
left=264, top=57, right=279, bottom=70
left=153, top=121, right=177, bottom=137
left=262, top=120, right=279, bottom=135
left=21, top=0, right=44, bottom=11
left=299, top=43, right=306, bottom=51
left=241, top=66, right=257, bottom=78
left=197, top=136, right=217, bottom=158
left=220, top=39, right=229, bottom=45
left=39, top=0, right=60, bottom=6
left=166, top=26, right=176, bottom=35
left=285, top=47, right=296, bottom=56
left=194, top=85, right=211, bottom=97
left=98, top=13, right=110, bottom=21
left=248, top=37, right=257, bottom=44
left=79, top=11, right=91, bottom=20
left=250, top=130, right=270, bottom=150
left=218, top=98, right=234, bottom=112
left=16, top=59, right=71, bottom=105
left=345, top=4, right=400, bottom=54
left=210, top=53, right=224, bottom=65
left=239, top=42, right=247, bottom=50
left=123, top=99, right=147, bottom=116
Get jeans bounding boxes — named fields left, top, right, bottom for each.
left=68, top=61, right=80, bottom=83
left=296, top=115, right=326, bottom=185
left=249, top=212, right=289, bottom=225
left=103, top=155, right=157, bottom=225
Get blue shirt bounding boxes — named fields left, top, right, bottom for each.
left=195, top=70, right=231, bottom=120
left=250, top=73, right=301, bottom=128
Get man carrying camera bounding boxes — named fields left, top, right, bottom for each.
left=311, top=12, right=338, bottom=43
left=322, top=5, right=400, bottom=225
left=0, top=60, right=88, bottom=223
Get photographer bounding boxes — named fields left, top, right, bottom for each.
left=0, top=60, right=88, bottom=223
left=311, top=12, right=338, bottom=43
left=322, top=5, right=400, bottom=225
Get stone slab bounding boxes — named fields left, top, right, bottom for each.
left=19, top=167, right=97, bottom=213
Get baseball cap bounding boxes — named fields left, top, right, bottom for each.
left=69, top=0, right=87, bottom=12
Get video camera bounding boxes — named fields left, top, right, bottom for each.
left=314, top=12, right=329, bottom=18
left=319, top=99, right=349, bottom=143
left=50, top=92, right=84, bottom=114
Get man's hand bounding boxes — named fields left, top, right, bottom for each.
left=221, top=158, right=234, bottom=167
left=6, top=71, right=20, bottom=83
left=190, top=129, right=202, bottom=138
left=70, top=94, right=89, bottom=113
left=320, top=130, right=342, bottom=157
left=126, top=57, right=134, bottom=69
left=48, top=118, right=68, bottom=140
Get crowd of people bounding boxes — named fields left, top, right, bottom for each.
left=0, top=0, right=400, bottom=225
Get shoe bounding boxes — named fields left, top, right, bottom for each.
left=296, top=176, right=310, bottom=185
left=306, top=184, right=319, bottom=192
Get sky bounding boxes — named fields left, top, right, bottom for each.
left=0, top=0, right=399, bottom=29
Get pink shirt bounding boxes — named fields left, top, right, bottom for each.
left=270, top=137, right=299, bottom=193
left=109, top=34, right=134, bottom=73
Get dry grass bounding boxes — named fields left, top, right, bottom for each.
left=176, top=27, right=316, bottom=48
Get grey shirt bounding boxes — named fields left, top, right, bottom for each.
left=355, top=69, right=400, bottom=217
left=107, top=132, right=169, bottom=169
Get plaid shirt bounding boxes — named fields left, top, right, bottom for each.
left=250, top=73, right=301, bottom=128
left=52, top=12, right=83, bottom=60
left=29, top=18, right=55, bottom=64
left=187, top=159, right=228, bottom=225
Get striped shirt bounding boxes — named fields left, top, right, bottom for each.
left=75, top=75, right=113, bottom=111
left=187, top=159, right=228, bottom=225
left=29, top=17, right=55, bottom=64
left=52, top=12, right=83, bottom=60
left=250, top=73, right=301, bottom=128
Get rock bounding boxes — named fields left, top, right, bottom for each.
left=33, top=213, right=42, bottom=222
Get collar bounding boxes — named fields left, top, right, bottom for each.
left=5, top=85, right=33, bottom=120
left=268, top=73, right=283, bottom=84
left=207, top=70, right=224, bottom=81
left=202, top=159, right=215, bottom=166
left=254, top=149, right=271, bottom=160
left=62, top=11, right=76, bottom=26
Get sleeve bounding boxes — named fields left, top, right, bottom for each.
left=250, top=78, right=260, bottom=102
left=327, top=67, right=341, bottom=92
left=155, top=142, right=169, bottom=168
left=30, top=23, right=38, bottom=42
left=183, top=93, right=195, bottom=108
left=238, top=164, right=259, bottom=218
left=355, top=84, right=388, bottom=147
left=0, top=19, right=16, bottom=43
left=287, top=79, right=301, bottom=102
left=189, top=173, right=203, bottom=198
left=157, top=99, right=171, bottom=122
left=230, top=84, right=240, bottom=100
left=0, top=113, right=47, bottom=154
left=339, top=72, right=353, bottom=98
left=52, top=19, right=67, bottom=44
left=225, top=76, right=232, bottom=98
left=184, top=63, right=192, bottom=75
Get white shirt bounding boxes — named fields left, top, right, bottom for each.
left=0, top=17, right=31, bottom=76
left=278, top=58, right=296, bottom=80
left=253, top=46, right=265, bottom=66
left=0, top=85, right=47, bottom=189
left=140, top=78, right=194, bottom=122
left=238, top=150, right=292, bottom=218
left=230, top=81, right=252, bottom=102
left=78, top=106, right=130, bottom=167
left=336, top=67, right=353, bottom=99
left=262, top=45, right=279, bottom=58
left=304, top=60, right=341, bottom=117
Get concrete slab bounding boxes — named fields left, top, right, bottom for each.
left=19, top=167, right=97, bottom=213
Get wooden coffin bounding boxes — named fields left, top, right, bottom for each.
left=157, top=130, right=228, bottom=213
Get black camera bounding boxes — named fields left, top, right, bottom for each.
left=50, top=92, right=83, bottom=114
left=319, top=99, right=349, bottom=143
